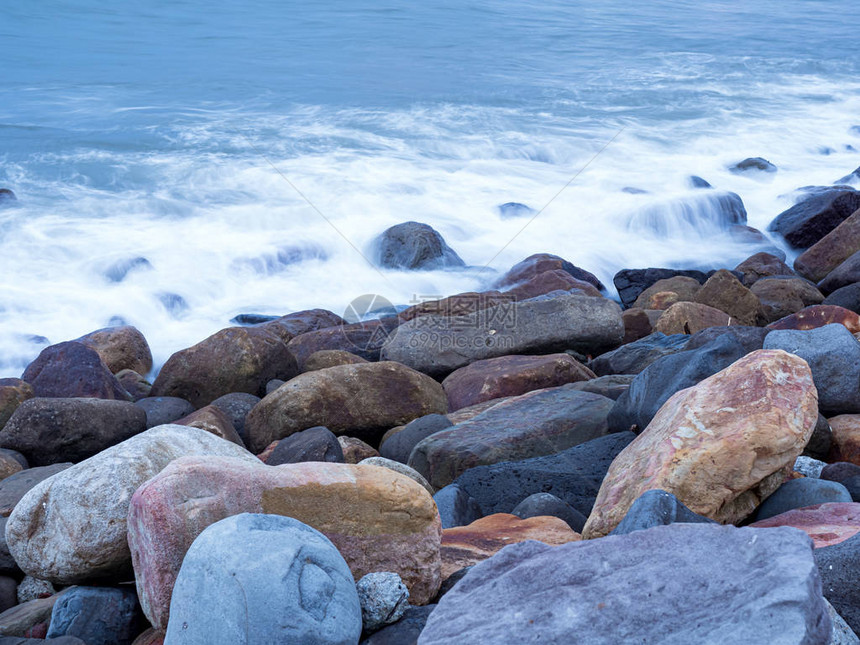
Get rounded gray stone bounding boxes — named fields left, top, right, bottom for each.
left=356, top=572, right=409, bottom=633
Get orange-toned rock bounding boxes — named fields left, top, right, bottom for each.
left=128, top=458, right=442, bottom=630
left=175, top=405, right=243, bottom=446
left=632, top=276, right=701, bottom=310
left=693, top=269, right=766, bottom=326
left=440, top=514, right=580, bottom=580
left=766, top=304, right=860, bottom=333
left=338, top=436, right=379, bottom=463
left=750, top=502, right=860, bottom=548
left=828, top=414, right=860, bottom=465
left=795, top=209, right=860, bottom=283
left=653, top=301, right=735, bottom=335
left=582, top=350, right=818, bottom=539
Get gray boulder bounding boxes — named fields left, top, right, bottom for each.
left=754, top=478, right=853, bottom=522
left=373, top=222, right=464, bottom=270
left=433, top=485, right=483, bottom=529
left=47, top=586, right=140, bottom=645
left=769, top=188, right=860, bottom=249
left=164, top=513, right=362, bottom=644
left=824, top=283, right=860, bottom=314
left=588, top=332, right=689, bottom=376
left=610, top=489, right=716, bottom=536
left=419, top=523, right=831, bottom=644
left=267, top=426, right=344, bottom=465
left=764, top=324, right=860, bottom=414
left=135, top=396, right=194, bottom=429
left=380, top=414, right=452, bottom=465
left=356, top=572, right=409, bottom=633
left=512, top=492, right=586, bottom=533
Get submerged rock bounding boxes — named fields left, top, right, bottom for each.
left=372, top=221, right=464, bottom=270
left=729, top=156, right=777, bottom=174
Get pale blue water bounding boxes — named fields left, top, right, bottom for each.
left=1, top=1, right=859, bottom=375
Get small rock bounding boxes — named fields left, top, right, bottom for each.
left=735, top=251, right=796, bottom=286
left=380, top=414, right=452, bottom=465
left=610, top=489, right=716, bottom=536
left=496, top=202, right=535, bottom=218
left=795, top=456, right=827, bottom=478
left=373, top=221, right=464, bottom=270
left=729, top=157, right=777, bottom=174
left=511, top=492, right=586, bottom=533
left=16, top=577, right=54, bottom=604
left=115, top=369, right=151, bottom=401
left=433, top=484, right=483, bottom=529
left=754, top=478, right=853, bottom=521
left=359, top=605, right=435, bottom=645
left=356, top=572, right=409, bottom=633
left=175, top=405, right=244, bottom=446
left=652, top=301, right=734, bottom=334
left=268, top=426, right=344, bottom=465
left=693, top=269, right=766, bottom=325
left=209, top=392, right=260, bottom=442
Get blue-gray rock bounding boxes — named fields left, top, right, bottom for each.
left=565, top=374, right=634, bottom=400
left=433, top=484, right=482, bottom=529
left=755, top=478, right=853, bottom=521
left=824, top=283, right=860, bottom=314
left=267, top=426, right=344, bottom=465
left=511, top=492, right=586, bottom=533
left=610, top=489, right=716, bottom=536
left=795, top=456, right=827, bottom=479
left=608, top=334, right=751, bottom=433
left=46, top=586, right=140, bottom=645
left=360, top=605, right=435, bottom=645
left=768, top=188, right=860, bottom=249
left=496, top=202, right=535, bottom=219
left=209, top=392, right=260, bottom=442
left=380, top=414, right=452, bottom=465
left=836, top=166, right=860, bottom=185
left=816, top=532, right=860, bottom=635
left=452, top=432, right=635, bottom=519
left=419, top=523, right=831, bottom=644
left=820, top=251, right=860, bottom=295
left=684, top=324, right=768, bottom=352
left=764, top=324, right=860, bottom=414
left=372, top=222, right=464, bottom=271
left=689, top=175, right=712, bottom=189
left=823, top=463, right=860, bottom=484
left=0, top=189, right=17, bottom=205
left=626, top=191, right=748, bottom=237
left=164, top=513, right=361, bottom=645
left=104, top=257, right=152, bottom=283
left=356, top=572, right=409, bottom=633
left=135, top=396, right=195, bottom=429
left=588, top=332, right=689, bottom=376
left=730, top=157, right=777, bottom=174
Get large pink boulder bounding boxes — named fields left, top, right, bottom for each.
left=128, top=457, right=442, bottom=631
left=582, top=350, right=818, bottom=539
left=750, top=502, right=860, bottom=548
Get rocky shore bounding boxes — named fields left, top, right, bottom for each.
left=3, top=166, right=860, bottom=643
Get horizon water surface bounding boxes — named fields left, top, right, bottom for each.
left=1, top=1, right=859, bottom=376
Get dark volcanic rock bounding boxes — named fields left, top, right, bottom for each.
left=512, top=492, right=587, bottom=533
left=135, top=396, right=195, bottom=429
left=816, top=532, right=860, bottom=634
left=22, top=341, right=131, bottom=400
left=754, top=478, right=852, bottom=522
left=360, top=605, right=435, bottom=645
left=610, top=489, right=716, bottom=535
left=0, top=398, right=146, bottom=466
left=768, top=188, right=860, bottom=249
left=824, top=283, right=860, bottom=314
left=267, top=426, right=344, bottom=465
left=372, top=221, right=465, bottom=270
left=588, top=333, right=689, bottom=376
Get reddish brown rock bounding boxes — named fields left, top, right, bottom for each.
left=503, top=270, right=602, bottom=300
left=338, top=436, right=380, bottom=464
left=621, top=308, right=661, bottom=344
left=766, top=304, right=860, bottom=333
left=632, top=276, right=701, bottom=310
left=693, top=269, right=766, bottom=326
left=794, top=209, right=860, bottom=283
left=127, top=457, right=442, bottom=630
left=582, top=350, right=818, bottom=539
left=76, top=325, right=153, bottom=375
left=399, top=292, right=509, bottom=323
left=445, top=398, right=510, bottom=425
left=735, top=252, right=796, bottom=287
left=115, top=369, right=152, bottom=401
left=302, top=349, right=368, bottom=372
left=750, top=278, right=825, bottom=323
left=175, top=405, right=244, bottom=446
left=286, top=318, right=400, bottom=368
left=150, top=326, right=297, bottom=408
left=0, top=379, right=33, bottom=430
left=442, top=353, right=595, bottom=411
left=259, top=308, right=346, bottom=344
left=256, top=440, right=279, bottom=463
left=440, top=514, right=580, bottom=580
left=827, top=415, right=860, bottom=466
left=493, top=253, right=604, bottom=291
left=22, top=342, right=131, bottom=401
left=653, top=301, right=735, bottom=335
left=749, top=502, right=860, bottom=548
left=244, top=361, right=447, bottom=453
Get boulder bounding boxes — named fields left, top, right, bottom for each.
left=398, top=291, right=508, bottom=323
left=76, top=326, right=152, bottom=376
left=303, top=349, right=368, bottom=371
left=497, top=202, right=535, bottom=219
left=356, top=572, right=409, bottom=633
left=419, top=523, right=830, bottom=644
left=174, top=405, right=243, bottom=446
left=208, top=392, right=259, bottom=442
left=608, top=333, right=753, bottom=433
left=493, top=253, right=603, bottom=291
left=441, top=353, right=594, bottom=411
left=16, top=577, right=53, bottom=604
left=828, top=415, right=860, bottom=465
left=452, top=432, right=635, bottom=519
left=259, top=308, right=346, bottom=344
left=613, top=268, right=708, bottom=309
left=150, top=326, right=297, bottom=407
left=5, top=426, right=257, bottom=584
left=729, top=156, right=777, bottom=173
left=565, top=374, right=634, bottom=400
left=502, top=270, right=601, bottom=300
left=825, top=283, right=860, bottom=314
left=511, top=492, right=586, bottom=533
left=767, top=304, right=860, bottom=333
left=0, top=380, right=33, bottom=431
left=128, top=458, right=441, bottom=630
left=267, top=426, right=344, bottom=465
left=372, top=221, right=464, bottom=270
left=46, top=586, right=140, bottom=645
left=0, top=189, right=17, bottom=204
left=795, top=208, right=860, bottom=282
left=440, top=514, right=579, bottom=580
left=0, top=398, right=147, bottom=466
left=754, top=478, right=852, bottom=521
left=0, top=464, right=71, bottom=517
left=584, top=350, right=818, bottom=538
left=135, top=397, right=194, bottom=429
left=244, top=361, right=447, bottom=452
left=751, top=502, right=860, bottom=548
left=610, top=489, right=716, bottom=536
left=589, top=333, right=689, bottom=376
left=21, top=342, right=130, bottom=400
left=409, top=388, right=613, bottom=489
left=631, top=276, right=701, bottom=309
left=380, top=414, right=452, bottom=464
left=820, top=250, right=860, bottom=294
left=338, top=436, right=379, bottom=464
left=115, top=370, right=151, bottom=401
left=433, top=485, right=483, bottom=530
left=653, top=301, right=734, bottom=334
left=163, top=514, right=362, bottom=645
left=735, top=251, right=796, bottom=286
left=764, top=324, right=860, bottom=414
left=751, top=276, right=825, bottom=323
left=693, top=269, right=766, bottom=326
left=769, top=188, right=860, bottom=249
left=815, top=532, right=860, bottom=634
left=287, top=318, right=400, bottom=367
left=381, top=294, right=623, bottom=378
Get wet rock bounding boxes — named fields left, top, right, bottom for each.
left=689, top=175, right=712, bottom=188
left=175, top=405, right=244, bottom=446
left=380, top=414, right=452, bottom=464
left=208, top=392, right=259, bottom=442
left=626, top=191, right=748, bottom=235
left=589, top=332, right=689, bottom=376
left=373, top=221, right=464, bottom=270
left=751, top=502, right=860, bottom=548
left=769, top=188, right=860, bottom=249
left=751, top=276, right=825, bottom=323
left=585, top=350, right=818, bottom=538
left=502, top=269, right=601, bottom=299
left=0, top=464, right=71, bottom=518
left=287, top=318, right=400, bottom=367
left=764, top=324, right=860, bottom=414
left=653, top=301, right=734, bottom=334
left=610, top=489, right=716, bottom=536
left=493, top=253, right=603, bottom=292
left=767, top=304, right=860, bottom=333
left=265, top=379, right=284, bottom=394
left=409, top=388, right=613, bottom=489
left=824, top=283, right=860, bottom=314
left=0, top=380, right=33, bottom=431
left=244, top=361, right=447, bottom=453
left=356, top=572, right=409, bottom=633
left=795, top=208, right=860, bottom=282
left=754, top=479, right=852, bottom=522
left=104, top=257, right=152, bottom=283
left=0, top=189, right=17, bottom=204
left=421, top=524, right=830, bottom=645
left=729, top=157, right=777, bottom=174
left=613, top=268, right=708, bottom=309
left=47, top=586, right=140, bottom=645
left=135, top=397, right=194, bottom=429
left=0, top=398, right=147, bottom=466
left=497, top=202, right=535, bottom=218
left=433, top=484, right=483, bottom=529
left=76, top=326, right=152, bottom=376
left=267, top=426, right=344, bottom=465
left=115, top=369, right=151, bottom=401
left=511, top=492, right=586, bottom=533
left=735, top=251, right=796, bottom=286
left=303, top=349, right=368, bottom=371
left=163, top=514, right=362, bottom=645
left=442, top=353, right=594, bottom=411
left=151, top=326, right=297, bottom=407
left=22, top=342, right=130, bottom=400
